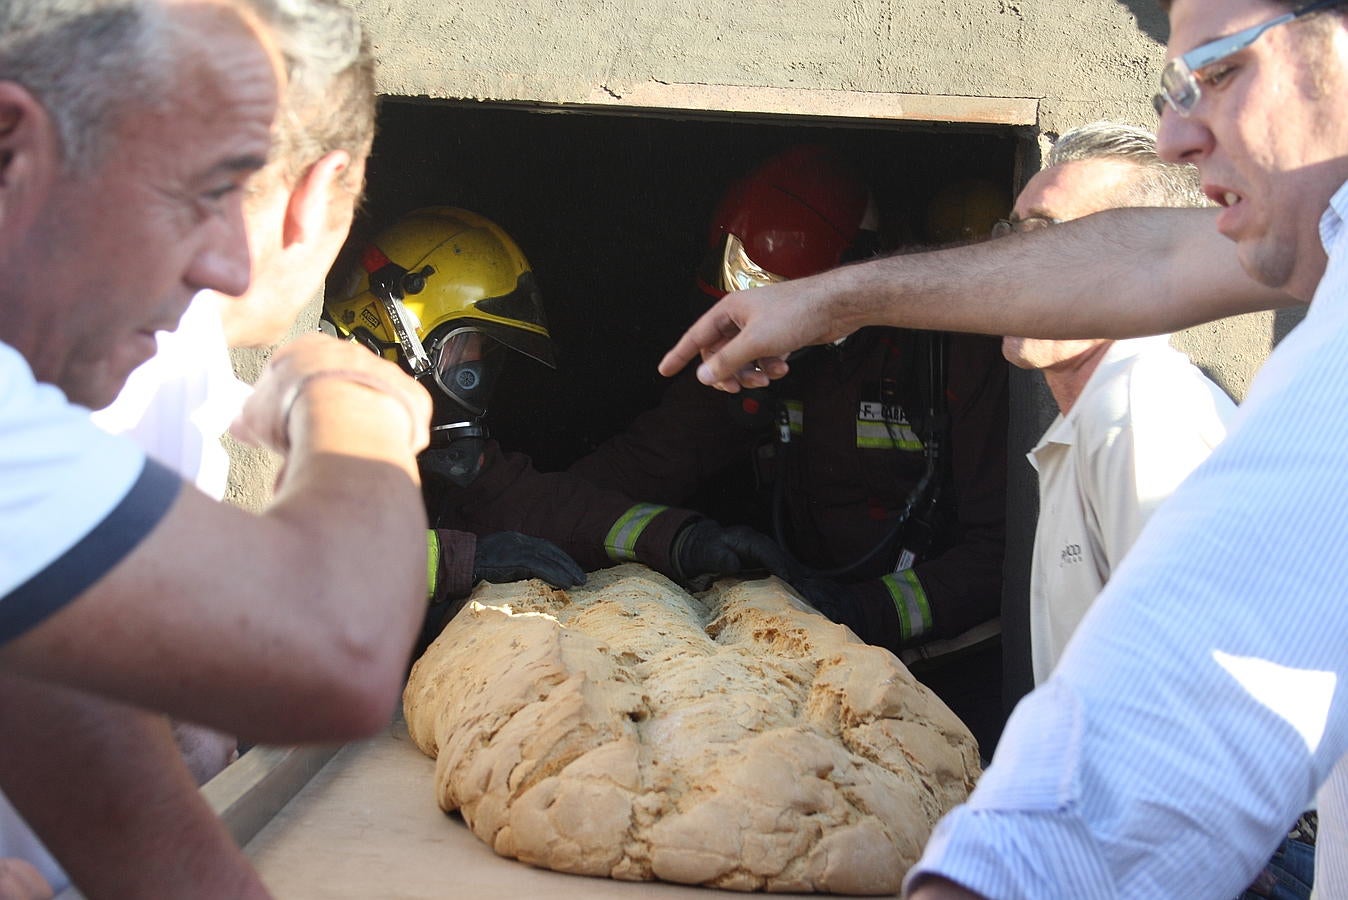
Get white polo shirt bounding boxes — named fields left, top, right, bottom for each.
left=0, top=340, right=183, bottom=891
left=1027, top=336, right=1235, bottom=684
left=0, top=342, right=180, bottom=637
left=5, top=293, right=245, bottom=892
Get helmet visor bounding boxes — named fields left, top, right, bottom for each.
left=471, top=270, right=556, bottom=369
left=429, top=328, right=506, bottom=418
left=720, top=233, right=789, bottom=293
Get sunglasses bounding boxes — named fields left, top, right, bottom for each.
left=1152, top=0, right=1347, bottom=117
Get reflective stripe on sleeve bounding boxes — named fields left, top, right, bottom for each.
left=426, top=530, right=440, bottom=602
left=604, top=503, right=669, bottom=562
left=882, top=568, right=932, bottom=642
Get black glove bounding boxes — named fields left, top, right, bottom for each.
left=473, top=532, right=586, bottom=589
left=792, top=577, right=867, bottom=633
left=671, top=519, right=793, bottom=589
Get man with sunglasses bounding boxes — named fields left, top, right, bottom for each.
left=660, top=0, right=1348, bottom=896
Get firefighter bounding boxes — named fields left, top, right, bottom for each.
left=567, top=147, right=1011, bottom=750
left=324, top=207, right=791, bottom=621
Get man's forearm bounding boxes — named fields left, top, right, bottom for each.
left=663, top=206, right=1296, bottom=390
left=824, top=206, right=1287, bottom=338
left=0, top=335, right=432, bottom=745
left=0, top=676, right=268, bottom=899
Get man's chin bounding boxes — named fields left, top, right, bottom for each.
left=1235, top=237, right=1302, bottom=297
left=67, top=376, right=128, bottom=411
left=63, top=353, right=149, bottom=410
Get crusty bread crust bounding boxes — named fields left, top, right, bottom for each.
left=404, top=564, right=979, bottom=895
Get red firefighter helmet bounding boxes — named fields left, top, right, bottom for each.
left=699, top=145, right=879, bottom=299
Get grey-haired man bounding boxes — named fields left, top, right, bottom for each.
left=0, top=1, right=432, bottom=895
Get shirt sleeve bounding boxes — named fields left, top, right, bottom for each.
left=567, top=366, right=763, bottom=506
left=905, top=304, right=1348, bottom=898
left=0, top=344, right=180, bottom=644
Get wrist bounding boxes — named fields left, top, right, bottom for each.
left=428, top=529, right=477, bottom=603
left=282, top=369, right=423, bottom=458
left=825, top=261, right=881, bottom=338
left=604, top=503, right=675, bottom=565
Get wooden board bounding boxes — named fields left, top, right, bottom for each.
left=244, top=715, right=896, bottom=898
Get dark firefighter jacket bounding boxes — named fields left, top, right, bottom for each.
left=567, top=327, right=1008, bottom=653
left=424, top=440, right=697, bottom=590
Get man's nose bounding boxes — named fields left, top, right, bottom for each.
left=188, top=200, right=253, bottom=298
left=1156, top=105, right=1213, bottom=166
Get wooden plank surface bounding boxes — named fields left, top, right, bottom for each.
left=245, top=716, right=894, bottom=898
left=575, top=82, right=1039, bottom=127
left=206, top=743, right=342, bottom=848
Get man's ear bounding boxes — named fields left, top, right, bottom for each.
left=281, top=149, right=353, bottom=249
left=0, top=82, right=60, bottom=240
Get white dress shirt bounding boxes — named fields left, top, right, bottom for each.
left=91, top=292, right=250, bottom=499
left=1028, top=337, right=1235, bottom=684
left=905, top=180, right=1348, bottom=898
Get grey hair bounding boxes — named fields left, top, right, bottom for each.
left=249, top=0, right=376, bottom=188
left=0, top=0, right=375, bottom=184
left=0, top=1, right=174, bottom=174
left=1048, top=121, right=1207, bottom=208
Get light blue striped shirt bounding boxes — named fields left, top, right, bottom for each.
left=905, top=181, right=1348, bottom=899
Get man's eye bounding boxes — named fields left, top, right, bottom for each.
left=200, top=183, right=241, bottom=209
left=1198, top=62, right=1236, bottom=87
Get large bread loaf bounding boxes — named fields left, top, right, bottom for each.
left=403, top=564, right=979, bottom=894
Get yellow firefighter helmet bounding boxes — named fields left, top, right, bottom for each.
left=924, top=178, right=1011, bottom=244
left=324, top=207, right=554, bottom=415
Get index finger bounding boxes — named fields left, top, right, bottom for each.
left=658, top=309, right=738, bottom=378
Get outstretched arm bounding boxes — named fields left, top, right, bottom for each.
left=660, top=206, right=1296, bottom=392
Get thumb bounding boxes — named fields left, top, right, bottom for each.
left=702, top=534, right=741, bottom=574
left=674, top=520, right=740, bottom=580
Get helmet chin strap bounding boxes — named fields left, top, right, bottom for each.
left=368, top=261, right=436, bottom=377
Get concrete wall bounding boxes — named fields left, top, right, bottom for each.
left=355, top=0, right=1161, bottom=136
